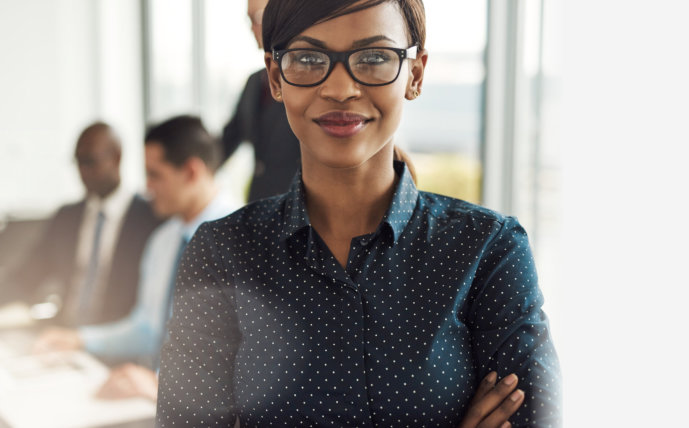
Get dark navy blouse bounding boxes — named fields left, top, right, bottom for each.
left=157, top=162, right=561, bottom=427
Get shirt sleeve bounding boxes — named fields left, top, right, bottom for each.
left=156, top=222, right=240, bottom=427
left=467, top=216, right=562, bottom=428
left=220, top=75, right=257, bottom=162
left=79, top=304, right=154, bottom=360
left=79, top=232, right=158, bottom=361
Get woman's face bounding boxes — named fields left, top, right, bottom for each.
left=265, top=2, right=427, bottom=170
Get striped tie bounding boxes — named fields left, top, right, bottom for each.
left=151, top=235, right=189, bottom=369
left=76, top=210, right=106, bottom=323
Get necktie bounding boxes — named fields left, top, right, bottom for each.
left=76, top=210, right=106, bottom=322
left=152, top=234, right=189, bottom=369
left=166, top=235, right=189, bottom=317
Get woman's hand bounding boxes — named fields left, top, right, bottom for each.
left=96, top=363, right=158, bottom=401
left=458, top=372, right=525, bottom=428
left=32, top=327, right=83, bottom=353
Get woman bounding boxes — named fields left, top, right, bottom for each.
left=157, top=1, right=561, bottom=427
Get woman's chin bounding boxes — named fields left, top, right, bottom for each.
left=303, top=141, right=392, bottom=172
left=314, top=152, right=372, bottom=171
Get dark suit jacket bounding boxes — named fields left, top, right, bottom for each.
left=221, top=69, right=301, bottom=202
left=2, top=194, right=161, bottom=325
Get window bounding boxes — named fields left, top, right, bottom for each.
left=145, top=0, right=194, bottom=122
left=400, top=1, right=487, bottom=203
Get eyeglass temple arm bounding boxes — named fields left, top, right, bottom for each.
left=404, top=45, right=418, bottom=60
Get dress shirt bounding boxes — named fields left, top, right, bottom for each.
left=65, top=185, right=133, bottom=319
left=79, top=193, right=239, bottom=364
left=156, top=162, right=561, bottom=427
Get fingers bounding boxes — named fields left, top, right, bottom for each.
left=96, top=364, right=158, bottom=401
left=32, top=328, right=82, bottom=353
left=470, top=371, right=497, bottom=405
left=96, top=370, right=136, bottom=399
left=477, top=389, right=524, bottom=428
left=459, top=373, right=522, bottom=428
left=96, top=365, right=139, bottom=399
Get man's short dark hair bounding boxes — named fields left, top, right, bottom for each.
left=144, top=115, right=220, bottom=172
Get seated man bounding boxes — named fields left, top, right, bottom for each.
left=35, top=115, right=240, bottom=400
left=1, top=122, right=160, bottom=325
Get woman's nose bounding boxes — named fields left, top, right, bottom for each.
left=318, top=62, right=361, bottom=102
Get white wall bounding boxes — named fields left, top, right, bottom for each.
left=0, top=0, right=144, bottom=218
left=561, top=1, right=689, bottom=426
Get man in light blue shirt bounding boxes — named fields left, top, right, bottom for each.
left=35, top=115, right=241, bottom=400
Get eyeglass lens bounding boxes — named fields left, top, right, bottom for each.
left=280, top=48, right=402, bottom=86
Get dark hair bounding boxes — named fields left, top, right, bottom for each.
left=78, top=121, right=111, bottom=141
left=77, top=121, right=121, bottom=151
left=393, top=145, right=417, bottom=184
left=144, top=115, right=220, bottom=172
left=262, top=0, right=426, bottom=52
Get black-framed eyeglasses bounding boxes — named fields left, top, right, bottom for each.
left=272, top=45, right=418, bottom=87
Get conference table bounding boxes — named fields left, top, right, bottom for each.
left=0, top=304, right=155, bottom=428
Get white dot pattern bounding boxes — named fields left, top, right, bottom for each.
left=157, top=162, right=561, bottom=427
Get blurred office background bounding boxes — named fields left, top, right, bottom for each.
left=0, top=0, right=687, bottom=427
left=0, top=0, right=561, bottom=308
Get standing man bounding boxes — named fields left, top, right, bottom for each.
left=35, top=116, right=240, bottom=400
left=1, top=122, right=160, bottom=325
left=221, top=0, right=301, bottom=202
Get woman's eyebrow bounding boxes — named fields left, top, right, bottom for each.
left=289, top=36, right=327, bottom=49
left=288, top=35, right=396, bottom=49
left=351, top=35, right=395, bottom=48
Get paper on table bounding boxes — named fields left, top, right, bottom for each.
left=0, top=350, right=156, bottom=428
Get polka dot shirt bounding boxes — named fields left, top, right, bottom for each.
left=156, top=161, right=561, bottom=427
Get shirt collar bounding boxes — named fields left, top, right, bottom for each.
left=279, top=161, right=419, bottom=244
left=179, top=193, right=236, bottom=241
left=85, top=184, right=132, bottom=219
left=381, top=160, right=419, bottom=243
left=279, top=170, right=311, bottom=241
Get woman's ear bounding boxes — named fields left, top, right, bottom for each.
left=264, top=52, right=284, bottom=102
left=406, top=48, right=428, bottom=100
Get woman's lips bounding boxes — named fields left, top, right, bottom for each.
left=314, top=112, right=371, bottom=138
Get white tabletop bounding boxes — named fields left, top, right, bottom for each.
left=0, top=328, right=155, bottom=428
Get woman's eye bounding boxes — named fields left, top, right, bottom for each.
left=296, top=54, right=326, bottom=65
left=358, top=52, right=391, bottom=65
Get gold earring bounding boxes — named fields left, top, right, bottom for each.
left=275, top=91, right=282, bottom=100
left=413, top=89, right=420, bottom=98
